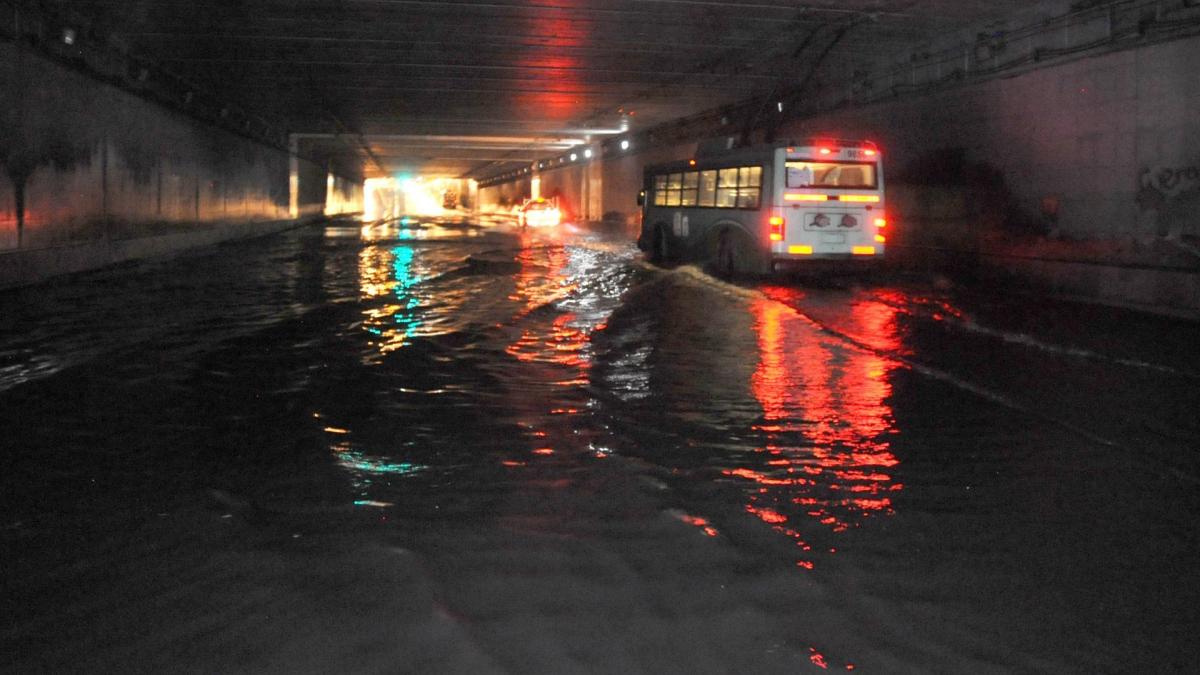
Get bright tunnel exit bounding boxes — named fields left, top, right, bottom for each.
left=362, top=176, right=466, bottom=222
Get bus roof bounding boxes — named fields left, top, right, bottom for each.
left=646, top=138, right=879, bottom=173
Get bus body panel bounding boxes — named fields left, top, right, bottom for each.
left=638, top=140, right=885, bottom=272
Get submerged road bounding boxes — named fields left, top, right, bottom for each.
left=2, top=215, right=1198, bottom=673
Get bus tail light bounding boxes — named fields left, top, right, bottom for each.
left=839, top=195, right=880, bottom=203
left=819, top=147, right=833, bottom=155
left=785, top=193, right=828, bottom=201
left=852, top=246, right=876, bottom=255
left=788, top=245, right=813, bottom=255
left=874, top=217, right=887, bottom=228
left=769, top=216, right=785, bottom=241
left=875, top=234, right=886, bottom=243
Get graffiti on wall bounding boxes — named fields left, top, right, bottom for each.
left=1136, top=165, right=1200, bottom=238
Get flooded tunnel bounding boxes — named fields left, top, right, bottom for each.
left=3, top=0, right=1200, bottom=672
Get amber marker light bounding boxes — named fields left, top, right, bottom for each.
left=785, top=194, right=828, bottom=201
left=688, top=159, right=697, bottom=166
left=788, top=245, right=813, bottom=255
left=852, top=246, right=876, bottom=255
left=875, top=234, right=886, bottom=243
left=769, top=216, right=785, bottom=241
left=839, top=195, right=880, bottom=202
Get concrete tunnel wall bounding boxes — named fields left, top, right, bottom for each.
left=0, top=40, right=360, bottom=288
left=771, top=33, right=1200, bottom=314
left=776, top=34, right=1200, bottom=244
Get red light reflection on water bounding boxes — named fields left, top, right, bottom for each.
left=502, top=233, right=603, bottom=464
left=506, top=312, right=589, bottom=371
left=678, top=514, right=720, bottom=537
left=729, top=298, right=903, bottom=567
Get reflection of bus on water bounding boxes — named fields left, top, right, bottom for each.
left=637, top=140, right=887, bottom=274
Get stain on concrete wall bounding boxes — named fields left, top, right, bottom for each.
left=1136, top=163, right=1200, bottom=240
left=0, top=171, right=14, bottom=250
left=479, top=178, right=531, bottom=211
left=326, top=175, right=364, bottom=215
left=0, top=41, right=334, bottom=254
left=599, top=154, right=645, bottom=226
left=538, top=165, right=585, bottom=222
left=295, top=159, right=326, bottom=218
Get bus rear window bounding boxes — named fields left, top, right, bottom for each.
left=786, top=161, right=877, bottom=189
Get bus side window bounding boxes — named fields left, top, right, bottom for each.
left=716, top=168, right=739, bottom=208
left=698, top=170, right=717, bottom=207
left=665, top=173, right=683, bottom=206
left=653, top=175, right=668, bottom=206
left=737, top=166, right=762, bottom=209
left=681, top=171, right=699, bottom=206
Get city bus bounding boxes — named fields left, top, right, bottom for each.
left=636, top=139, right=886, bottom=274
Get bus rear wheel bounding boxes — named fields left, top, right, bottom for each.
left=715, top=229, right=737, bottom=277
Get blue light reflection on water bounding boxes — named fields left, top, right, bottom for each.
left=358, top=243, right=424, bottom=353
left=390, top=245, right=423, bottom=341
left=335, top=241, right=432, bottom=501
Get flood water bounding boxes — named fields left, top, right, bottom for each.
left=2, top=215, right=1198, bottom=673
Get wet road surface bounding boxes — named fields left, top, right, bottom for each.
left=2, top=215, right=1199, bottom=673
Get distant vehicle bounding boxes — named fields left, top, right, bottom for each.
left=518, top=197, right=562, bottom=228
left=637, top=139, right=887, bottom=274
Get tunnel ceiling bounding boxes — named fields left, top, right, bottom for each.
left=30, top=0, right=1053, bottom=180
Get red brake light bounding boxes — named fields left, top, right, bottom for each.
left=818, top=148, right=833, bottom=155
left=769, top=216, right=785, bottom=241
left=864, top=149, right=877, bottom=156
